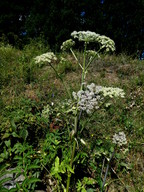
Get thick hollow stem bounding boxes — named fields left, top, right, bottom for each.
left=66, top=115, right=78, bottom=192
left=101, top=150, right=115, bottom=192
left=66, top=42, right=88, bottom=191
left=70, top=48, right=83, bottom=69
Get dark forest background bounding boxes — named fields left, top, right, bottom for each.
left=0, top=0, right=144, bottom=53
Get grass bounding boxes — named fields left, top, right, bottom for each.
left=0, top=42, right=144, bottom=191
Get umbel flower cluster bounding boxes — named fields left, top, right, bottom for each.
left=61, top=39, right=75, bottom=51
left=97, top=35, right=115, bottom=52
left=73, top=84, right=102, bottom=114
left=112, top=132, right=127, bottom=146
left=70, top=31, right=115, bottom=52
left=71, top=31, right=100, bottom=43
left=34, top=52, right=57, bottom=64
left=73, top=83, right=125, bottom=114
left=86, top=50, right=99, bottom=58
left=102, top=87, right=125, bottom=98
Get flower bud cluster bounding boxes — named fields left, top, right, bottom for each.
left=112, top=132, right=127, bottom=146
left=72, top=83, right=103, bottom=114
left=61, top=39, right=75, bottom=51
left=34, top=52, right=57, bottom=64
left=86, top=50, right=99, bottom=58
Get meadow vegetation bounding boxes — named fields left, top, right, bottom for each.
left=0, top=34, right=144, bottom=192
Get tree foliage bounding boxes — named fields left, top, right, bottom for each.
left=0, top=0, right=144, bottom=53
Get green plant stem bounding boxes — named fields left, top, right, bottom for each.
left=49, top=63, right=72, bottom=99
left=101, top=150, right=115, bottom=192
left=66, top=42, right=88, bottom=192
left=66, top=115, right=78, bottom=192
left=81, top=42, right=87, bottom=90
left=70, top=48, right=83, bottom=69
left=85, top=47, right=102, bottom=70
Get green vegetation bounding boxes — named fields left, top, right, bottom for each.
left=0, top=34, right=144, bottom=192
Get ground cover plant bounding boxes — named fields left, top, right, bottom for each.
left=0, top=32, right=144, bottom=192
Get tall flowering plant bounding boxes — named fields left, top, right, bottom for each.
left=34, top=31, right=126, bottom=191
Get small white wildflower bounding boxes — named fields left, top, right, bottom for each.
left=112, top=132, right=127, bottom=146
left=51, top=102, right=54, bottom=106
left=61, top=39, right=75, bottom=51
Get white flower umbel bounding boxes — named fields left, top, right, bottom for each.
left=71, top=31, right=100, bottom=43
left=101, top=87, right=125, bottom=98
left=97, top=35, right=115, bottom=52
left=112, top=132, right=127, bottom=146
left=73, top=83, right=103, bottom=114
left=61, top=39, right=75, bottom=51
left=73, top=83, right=125, bottom=114
left=34, top=52, right=57, bottom=65
left=71, top=31, right=115, bottom=52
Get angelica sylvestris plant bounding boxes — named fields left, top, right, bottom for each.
left=35, top=31, right=126, bottom=191
left=60, top=31, right=125, bottom=192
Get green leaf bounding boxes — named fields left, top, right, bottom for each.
left=12, top=132, right=20, bottom=138
left=9, top=188, right=17, bottom=192
left=13, top=156, right=23, bottom=161
left=110, top=146, right=114, bottom=152
left=0, top=188, right=9, bottom=192
left=10, top=119, right=17, bottom=131
left=26, top=177, right=41, bottom=185
left=66, top=165, right=74, bottom=174
left=16, top=182, right=21, bottom=190
left=27, top=165, right=40, bottom=170
left=87, top=188, right=95, bottom=192
left=0, top=157, right=4, bottom=163
left=4, top=140, right=11, bottom=148
left=0, top=177, right=12, bottom=185
left=21, top=178, right=28, bottom=190
left=120, top=162, right=132, bottom=170
left=55, top=156, right=60, bottom=171
left=81, top=187, right=87, bottom=192
left=2, top=133, right=10, bottom=139
left=19, top=129, right=28, bottom=141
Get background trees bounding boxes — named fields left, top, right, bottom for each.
left=0, top=0, right=144, bottom=53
